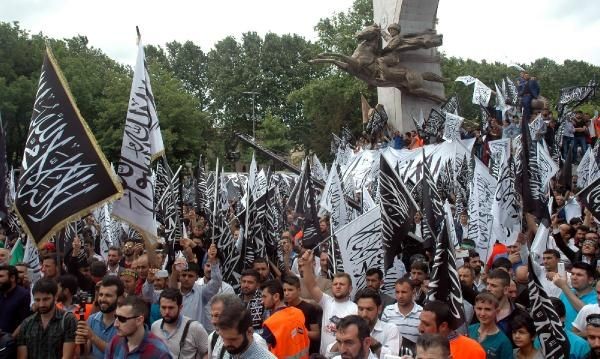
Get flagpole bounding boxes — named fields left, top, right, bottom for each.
left=330, top=220, right=337, bottom=274
left=211, top=158, right=219, bottom=243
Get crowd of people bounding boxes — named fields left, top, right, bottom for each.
left=1, top=72, right=600, bottom=359
left=0, top=199, right=599, bottom=359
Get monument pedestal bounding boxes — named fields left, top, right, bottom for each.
left=373, top=0, right=444, bottom=133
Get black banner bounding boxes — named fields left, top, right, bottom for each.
left=527, top=257, right=570, bottom=358
left=379, top=154, right=419, bottom=270
left=426, top=219, right=465, bottom=330
left=578, top=175, right=600, bottom=221
left=15, top=48, right=121, bottom=244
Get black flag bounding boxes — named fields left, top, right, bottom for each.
left=421, top=149, right=443, bottom=247
left=379, top=154, right=419, bottom=271
left=195, top=155, right=208, bottom=216
left=578, top=175, right=600, bottom=221
left=15, top=48, right=122, bottom=244
left=291, top=159, right=322, bottom=249
left=556, top=81, right=597, bottom=117
left=559, top=143, right=573, bottom=193
left=519, top=111, right=548, bottom=220
left=426, top=217, right=465, bottom=330
left=527, top=256, right=570, bottom=358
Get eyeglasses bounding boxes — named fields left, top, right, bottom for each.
left=587, top=314, right=600, bottom=327
left=116, top=314, right=140, bottom=323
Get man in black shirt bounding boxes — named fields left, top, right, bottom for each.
left=573, top=110, right=589, bottom=162
left=282, top=275, right=322, bottom=354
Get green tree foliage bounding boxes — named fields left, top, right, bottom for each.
left=3, top=0, right=600, bottom=170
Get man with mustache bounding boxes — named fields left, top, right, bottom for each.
left=215, top=298, right=275, bottom=358
left=74, top=276, right=124, bottom=359
left=16, top=278, right=78, bottom=359
left=151, top=288, right=208, bottom=358
left=105, top=295, right=171, bottom=358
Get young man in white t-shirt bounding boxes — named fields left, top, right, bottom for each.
left=300, top=249, right=357, bottom=355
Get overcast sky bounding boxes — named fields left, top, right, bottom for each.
left=1, top=0, right=599, bottom=67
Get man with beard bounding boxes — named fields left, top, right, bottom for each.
left=119, top=240, right=138, bottom=269
left=105, top=295, right=170, bottom=358
left=331, top=315, right=376, bottom=359
left=106, top=246, right=124, bottom=276
left=329, top=288, right=399, bottom=358
left=207, top=294, right=268, bottom=359
left=301, top=249, right=357, bottom=355
left=56, top=274, right=80, bottom=314
left=468, top=251, right=485, bottom=292
left=409, top=261, right=429, bottom=306
left=74, top=276, right=123, bottom=358
left=239, top=269, right=265, bottom=333
left=120, top=269, right=139, bottom=296
left=14, top=263, right=30, bottom=288
left=364, top=268, right=395, bottom=310
left=16, top=278, right=77, bottom=359
left=151, top=288, right=208, bottom=358
left=260, top=279, right=310, bottom=358
left=0, top=265, right=31, bottom=335
left=215, top=299, right=275, bottom=358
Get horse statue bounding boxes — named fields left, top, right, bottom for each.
left=310, top=24, right=448, bottom=104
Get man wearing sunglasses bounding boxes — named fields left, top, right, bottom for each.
left=105, top=295, right=171, bottom=358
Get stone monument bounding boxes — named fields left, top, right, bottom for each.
left=310, top=0, right=445, bottom=132
left=376, top=0, right=445, bottom=132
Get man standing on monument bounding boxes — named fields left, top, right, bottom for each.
left=517, top=71, right=540, bottom=122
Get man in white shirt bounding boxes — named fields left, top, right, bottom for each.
left=300, top=249, right=357, bottom=355
left=541, top=249, right=568, bottom=298
left=382, top=277, right=422, bottom=346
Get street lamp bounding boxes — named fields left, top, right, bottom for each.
left=243, top=91, right=259, bottom=140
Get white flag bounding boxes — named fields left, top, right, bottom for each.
left=565, top=197, right=582, bottom=222
left=473, top=79, right=492, bottom=106
left=112, top=34, right=164, bottom=240
left=443, top=112, right=464, bottom=142
left=99, top=204, right=113, bottom=260
left=455, top=75, right=477, bottom=85
left=537, top=142, right=559, bottom=193
left=469, top=160, right=497, bottom=262
left=24, top=236, right=41, bottom=286
left=336, top=207, right=382, bottom=298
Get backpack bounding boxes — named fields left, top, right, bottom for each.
left=0, top=330, right=16, bottom=359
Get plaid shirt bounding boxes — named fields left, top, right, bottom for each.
left=104, top=328, right=172, bottom=359
left=16, top=308, right=77, bottom=359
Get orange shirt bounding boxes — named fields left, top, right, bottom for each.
left=450, top=334, right=486, bottom=359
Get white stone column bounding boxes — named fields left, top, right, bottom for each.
left=372, top=0, right=444, bottom=133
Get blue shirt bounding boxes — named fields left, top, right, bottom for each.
left=534, top=330, right=590, bottom=359
left=468, top=323, right=513, bottom=359
left=88, top=311, right=118, bottom=359
left=560, top=289, right=597, bottom=331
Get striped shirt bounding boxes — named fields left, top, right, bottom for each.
left=381, top=302, right=422, bottom=344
